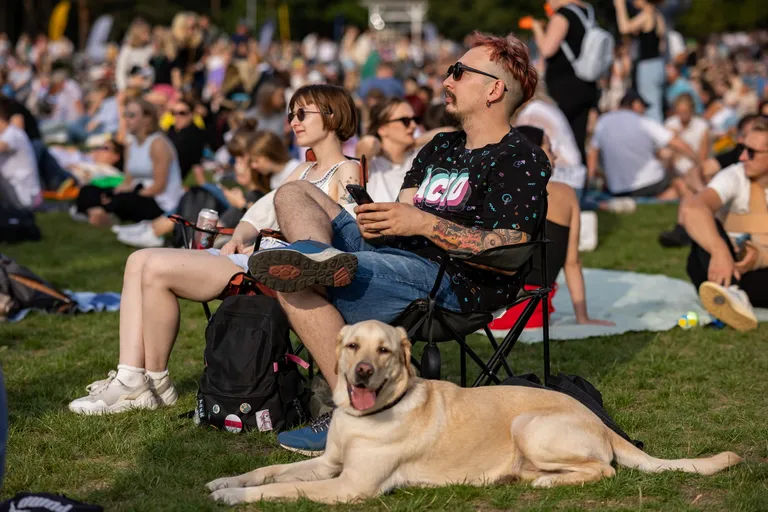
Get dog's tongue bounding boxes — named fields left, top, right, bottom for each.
left=350, top=386, right=376, bottom=411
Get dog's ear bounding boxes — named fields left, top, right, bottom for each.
left=334, top=325, right=349, bottom=375
left=396, top=326, right=415, bottom=376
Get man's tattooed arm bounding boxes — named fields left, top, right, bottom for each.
left=425, top=217, right=530, bottom=257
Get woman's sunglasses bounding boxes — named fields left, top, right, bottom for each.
left=173, top=109, right=191, bottom=116
left=288, top=108, right=329, bottom=123
left=446, top=62, right=508, bottom=91
left=382, top=116, right=418, bottom=127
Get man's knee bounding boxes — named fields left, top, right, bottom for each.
left=274, top=180, right=341, bottom=221
left=274, top=180, right=315, bottom=210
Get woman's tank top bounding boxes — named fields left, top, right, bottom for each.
left=125, top=132, right=184, bottom=212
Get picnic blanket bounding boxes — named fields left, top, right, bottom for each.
left=516, top=268, right=768, bottom=343
left=8, top=291, right=121, bottom=323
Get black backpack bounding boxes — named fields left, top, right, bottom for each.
left=169, top=186, right=227, bottom=248
left=194, top=294, right=311, bottom=433
left=502, top=373, right=644, bottom=450
left=0, top=493, right=102, bottom=512
left=0, top=207, right=41, bottom=244
left=0, top=254, right=75, bottom=320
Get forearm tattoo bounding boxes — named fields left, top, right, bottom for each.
left=429, top=218, right=529, bottom=257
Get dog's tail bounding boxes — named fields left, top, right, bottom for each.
left=608, top=430, right=742, bottom=475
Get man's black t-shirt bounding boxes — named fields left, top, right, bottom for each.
left=394, top=129, right=551, bottom=313
left=3, top=95, right=41, bottom=141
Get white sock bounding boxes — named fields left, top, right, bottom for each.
left=146, top=369, right=169, bottom=382
left=116, top=364, right=145, bottom=387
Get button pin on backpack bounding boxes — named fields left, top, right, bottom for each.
left=240, top=403, right=252, bottom=414
left=224, top=414, right=243, bottom=433
left=212, top=404, right=220, bottom=414
left=256, top=409, right=273, bottom=432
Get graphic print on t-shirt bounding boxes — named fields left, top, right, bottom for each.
left=413, top=165, right=471, bottom=211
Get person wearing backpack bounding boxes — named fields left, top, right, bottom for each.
left=614, top=0, right=668, bottom=123
left=532, top=0, right=613, bottom=167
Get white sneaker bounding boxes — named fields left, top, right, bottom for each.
left=699, top=282, right=758, bottom=332
left=117, top=225, right=165, bottom=248
left=579, top=211, right=598, bottom=252
left=68, top=205, right=89, bottom=223
left=149, top=374, right=178, bottom=406
left=111, top=221, right=151, bottom=235
left=69, top=371, right=158, bottom=415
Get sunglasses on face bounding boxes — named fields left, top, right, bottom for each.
left=124, top=111, right=140, bottom=119
left=382, top=116, right=418, bottom=128
left=288, top=107, right=328, bottom=123
left=173, top=109, right=191, bottom=116
left=446, top=62, right=508, bottom=91
left=742, top=145, right=768, bottom=160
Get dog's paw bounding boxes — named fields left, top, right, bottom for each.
left=206, top=476, right=241, bottom=492
left=209, top=488, right=247, bottom=505
left=531, top=475, right=558, bottom=488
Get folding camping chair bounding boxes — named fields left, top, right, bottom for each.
left=391, top=192, right=552, bottom=388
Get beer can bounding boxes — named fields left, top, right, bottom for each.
left=192, top=208, right=219, bottom=249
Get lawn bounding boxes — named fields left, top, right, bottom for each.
left=1, top=205, right=767, bottom=511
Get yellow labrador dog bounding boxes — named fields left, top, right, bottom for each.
left=206, top=320, right=742, bottom=505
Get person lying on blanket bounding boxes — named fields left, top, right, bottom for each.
left=68, top=84, right=365, bottom=415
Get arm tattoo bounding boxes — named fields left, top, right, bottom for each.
left=429, top=218, right=529, bottom=257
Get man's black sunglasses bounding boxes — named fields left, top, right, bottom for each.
left=742, top=144, right=768, bottom=160
left=446, top=62, right=508, bottom=91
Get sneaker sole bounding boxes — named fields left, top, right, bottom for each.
left=248, top=249, right=357, bottom=293
left=699, top=282, right=758, bottom=332
left=278, top=444, right=325, bottom=457
left=69, top=390, right=159, bottom=415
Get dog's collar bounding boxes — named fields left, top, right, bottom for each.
left=357, top=388, right=409, bottom=417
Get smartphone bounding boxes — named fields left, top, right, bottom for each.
left=346, top=184, right=374, bottom=205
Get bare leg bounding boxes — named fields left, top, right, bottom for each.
left=278, top=289, right=345, bottom=390
left=274, top=180, right=342, bottom=243
left=87, top=207, right=113, bottom=228
left=118, top=249, right=242, bottom=371
left=118, top=249, right=156, bottom=368
left=150, top=216, right=175, bottom=237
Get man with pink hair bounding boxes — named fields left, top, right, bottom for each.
left=245, top=32, right=551, bottom=455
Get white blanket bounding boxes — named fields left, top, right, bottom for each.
left=514, top=268, right=768, bottom=344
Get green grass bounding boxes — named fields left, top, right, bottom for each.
left=1, top=205, right=767, bottom=511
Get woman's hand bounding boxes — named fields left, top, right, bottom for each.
left=222, top=187, right=247, bottom=210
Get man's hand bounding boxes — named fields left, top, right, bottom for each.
left=354, top=202, right=431, bottom=239
left=734, top=243, right=758, bottom=275
left=222, top=187, right=247, bottom=210
left=708, top=249, right=738, bottom=286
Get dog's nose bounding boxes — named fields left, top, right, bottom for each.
left=355, top=362, right=374, bottom=380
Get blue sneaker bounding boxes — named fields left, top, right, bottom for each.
left=248, top=240, right=357, bottom=293
left=277, top=410, right=333, bottom=457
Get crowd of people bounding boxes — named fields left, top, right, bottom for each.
left=0, top=0, right=767, bottom=463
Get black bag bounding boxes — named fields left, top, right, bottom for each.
left=0, top=207, right=41, bottom=244
left=195, top=294, right=310, bottom=433
left=0, top=492, right=102, bottom=511
left=0, top=254, right=74, bottom=320
left=502, top=372, right=644, bottom=450
left=169, top=186, right=227, bottom=248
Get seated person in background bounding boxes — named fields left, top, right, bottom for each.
left=246, top=32, right=549, bottom=454
left=515, top=84, right=587, bottom=199
left=0, top=98, right=41, bottom=209
left=355, top=96, right=456, bottom=203
left=75, top=99, right=184, bottom=228
left=115, top=128, right=301, bottom=248
left=659, top=114, right=764, bottom=248
left=166, top=98, right=207, bottom=181
left=680, top=117, right=768, bottom=332
left=64, top=136, right=125, bottom=184
left=663, top=93, right=710, bottom=191
left=67, top=84, right=362, bottom=416
left=588, top=90, right=700, bottom=200
left=488, top=125, right=613, bottom=331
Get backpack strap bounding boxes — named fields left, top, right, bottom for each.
left=559, top=3, right=595, bottom=64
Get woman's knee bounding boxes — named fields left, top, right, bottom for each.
left=125, top=249, right=155, bottom=280
left=140, top=251, right=175, bottom=288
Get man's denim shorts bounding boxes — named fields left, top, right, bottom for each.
left=326, top=210, right=461, bottom=325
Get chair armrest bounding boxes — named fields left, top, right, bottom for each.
left=449, top=240, right=550, bottom=274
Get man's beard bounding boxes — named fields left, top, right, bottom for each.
left=444, top=92, right=465, bottom=128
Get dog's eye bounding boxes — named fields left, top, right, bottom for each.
left=347, top=343, right=359, bottom=350
left=377, top=347, right=390, bottom=354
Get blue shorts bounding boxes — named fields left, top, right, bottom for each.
left=326, top=210, right=461, bottom=325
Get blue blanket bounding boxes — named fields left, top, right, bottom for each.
left=8, top=291, right=121, bottom=322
